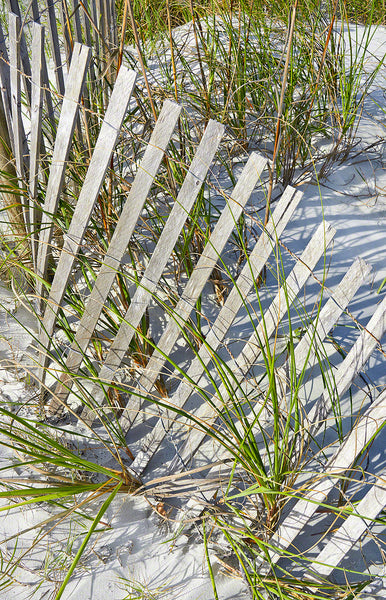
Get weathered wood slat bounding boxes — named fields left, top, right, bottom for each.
left=41, top=67, right=136, bottom=338
left=32, top=12, right=57, bottom=139
left=168, top=221, right=336, bottom=475
left=29, top=22, right=45, bottom=267
left=125, top=185, right=303, bottom=472
left=7, top=0, right=32, bottom=107
left=60, top=0, right=73, bottom=65
left=172, top=256, right=373, bottom=526
left=309, top=475, right=386, bottom=579
left=46, top=0, right=65, bottom=96
left=119, top=152, right=268, bottom=432
left=81, top=0, right=97, bottom=94
left=9, top=13, right=26, bottom=185
left=305, top=293, right=386, bottom=439
left=0, top=20, right=13, bottom=151
left=39, top=66, right=136, bottom=410
left=35, top=43, right=91, bottom=304
left=40, top=59, right=56, bottom=140
left=51, top=100, right=182, bottom=407
left=72, top=0, right=84, bottom=45
left=82, top=119, right=225, bottom=423
left=30, top=0, right=40, bottom=21
left=275, top=256, right=372, bottom=396
left=90, top=0, right=100, bottom=60
left=261, top=387, right=386, bottom=570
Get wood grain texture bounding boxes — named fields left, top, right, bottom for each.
left=8, top=0, right=32, bottom=106
left=29, top=22, right=45, bottom=267
left=172, top=221, right=336, bottom=475
left=309, top=475, right=386, bottom=578
left=52, top=100, right=181, bottom=406
left=9, top=13, right=25, bottom=184
left=265, top=388, right=386, bottom=570
left=35, top=43, right=91, bottom=305
left=120, top=152, right=268, bottom=431
left=46, top=0, right=65, bottom=96
left=82, top=119, right=225, bottom=424
left=127, top=185, right=303, bottom=474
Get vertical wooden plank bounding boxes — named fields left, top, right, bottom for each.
left=40, top=47, right=57, bottom=138
left=90, top=0, right=100, bottom=60
left=110, top=0, right=117, bottom=48
left=120, top=153, right=267, bottom=431
left=84, top=119, right=225, bottom=421
left=9, top=14, right=26, bottom=193
left=40, top=67, right=137, bottom=399
left=29, top=22, right=45, bottom=268
left=30, top=0, right=41, bottom=22
left=35, top=43, right=91, bottom=305
left=60, top=0, right=73, bottom=65
left=51, top=100, right=181, bottom=408
left=263, top=388, right=386, bottom=571
left=46, top=0, right=65, bottom=96
left=0, top=20, right=13, bottom=154
left=118, top=186, right=303, bottom=439
left=130, top=220, right=335, bottom=476
left=7, top=0, right=32, bottom=107
left=309, top=477, right=386, bottom=579
left=72, top=0, right=84, bottom=44
left=80, top=0, right=96, bottom=93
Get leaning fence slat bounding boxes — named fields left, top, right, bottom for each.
left=29, top=22, right=45, bottom=267
left=9, top=13, right=25, bottom=181
left=51, top=100, right=182, bottom=408
left=8, top=0, right=32, bottom=107
left=46, top=0, right=65, bottom=96
left=120, top=153, right=268, bottom=432
left=39, top=42, right=56, bottom=138
left=90, top=0, right=100, bottom=60
left=309, top=476, right=386, bottom=579
left=80, top=0, right=96, bottom=94
left=0, top=20, right=13, bottom=151
left=72, top=0, right=84, bottom=44
left=60, top=0, right=73, bottom=65
left=172, top=257, right=373, bottom=526
left=306, top=293, right=386, bottom=439
left=276, top=256, right=372, bottom=396
left=35, top=43, right=91, bottom=303
left=123, top=186, right=303, bottom=467
left=168, top=222, right=336, bottom=476
left=82, top=119, right=225, bottom=423
left=260, top=387, right=386, bottom=570
left=30, top=0, right=40, bottom=21
left=39, top=67, right=136, bottom=406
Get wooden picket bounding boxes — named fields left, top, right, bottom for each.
left=117, top=152, right=268, bottom=431
left=49, top=99, right=182, bottom=411
left=39, top=65, right=137, bottom=380
left=0, top=1, right=385, bottom=591
left=35, top=43, right=91, bottom=305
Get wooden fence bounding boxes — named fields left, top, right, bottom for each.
left=0, top=0, right=385, bottom=590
